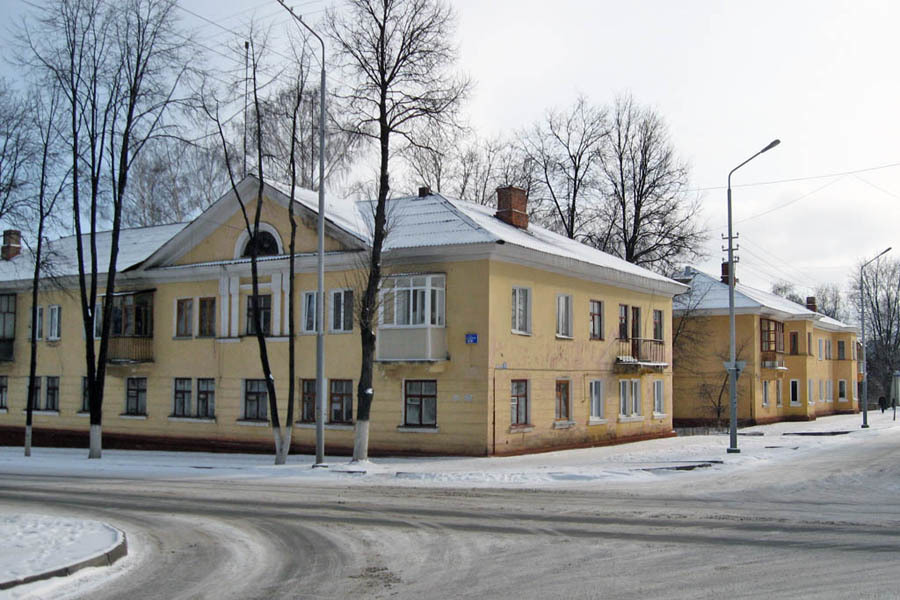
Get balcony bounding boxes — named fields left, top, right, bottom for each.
left=760, top=351, right=786, bottom=370
left=615, top=338, right=667, bottom=373
left=107, top=336, right=153, bottom=363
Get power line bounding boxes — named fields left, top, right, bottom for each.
left=685, top=160, right=900, bottom=193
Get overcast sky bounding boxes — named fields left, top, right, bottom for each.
left=4, top=0, right=899, bottom=297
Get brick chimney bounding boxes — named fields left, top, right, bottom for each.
left=806, top=296, right=817, bottom=312
left=720, top=261, right=737, bottom=284
left=1, top=230, right=21, bottom=261
left=495, top=186, right=528, bottom=229
left=418, top=186, right=431, bottom=198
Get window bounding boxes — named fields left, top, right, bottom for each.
left=94, top=303, right=102, bottom=339
left=556, top=294, right=573, bottom=338
left=301, top=379, right=316, bottom=423
left=631, top=307, right=641, bottom=340
left=653, top=310, right=663, bottom=341
left=776, top=379, right=782, bottom=407
left=808, top=379, right=814, bottom=404
left=618, top=305, right=628, bottom=339
left=29, top=377, right=41, bottom=410
left=380, top=275, right=445, bottom=327
left=173, top=378, right=191, bottom=417
left=762, top=381, right=769, bottom=407
left=109, top=292, right=153, bottom=337
left=331, top=290, right=353, bottom=332
left=789, top=332, right=799, bottom=355
left=653, top=380, right=664, bottom=414
left=199, top=298, right=216, bottom=337
left=405, top=380, right=436, bottom=426
left=555, top=380, right=570, bottom=421
left=826, top=380, right=833, bottom=402
left=246, top=294, right=271, bottom=336
left=242, top=231, right=279, bottom=257
left=619, top=379, right=629, bottom=415
left=243, top=379, right=268, bottom=421
left=303, top=291, right=318, bottom=333
left=125, top=377, right=147, bottom=416
left=31, top=305, right=43, bottom=340
left=330, top=379, right=353, bottom=424
left=82, top=377, right=90, bottom=412
left=197, top=379, right=215, bottom=418
left=838, top=379, right=847, bottom=401
left=45, top=376, right=59, bottom=411
left=511, top=379, right=529, bottom=425
left=176, top=299, right=193, bottom=337
left=825, top=340, right=832, bottom=360
left=619, top=379, right=641, bottom=416
left=589, top=300, right=603, bottom=340
left=48, top=305, right=61, bottom=340
left=590, top=380, right=604, bottom=419
left=760, top=319, right=784, bottom=352
left=819, top=379, right=824, bottom=402
left=0, top=376, right=6, bottom=409
left=818, top=339, right=823, bottom=360
left=838, top=340, right=846, bottom=360
left=807, top=332, right=813, bottom=356
left=790, top=379, right=800, bottom=405
left=511, top=287, right=530, bottom=334
left=0, top=294, right=15, bottom=340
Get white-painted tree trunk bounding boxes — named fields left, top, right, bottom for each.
left=24, top=425, right=31, bottom=457
left=88, top=424, right=102, bottom=459
left=352, top=419, right=370, bottom=462
left=274, top=426, right=292, bottom=465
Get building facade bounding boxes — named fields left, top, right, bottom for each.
left=672, top=266, right=860, bottom=426
left=0, top=178, right=686, bottom=456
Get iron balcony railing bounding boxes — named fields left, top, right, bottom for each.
left=107, top=336, right=153, bottom=363
left=617, top=337, right=666, bottom=364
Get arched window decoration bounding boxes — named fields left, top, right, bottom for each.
left=242, top=231, right=279, bottom=258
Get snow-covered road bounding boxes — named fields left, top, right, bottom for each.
left=2, top=412, right=900, bottom=599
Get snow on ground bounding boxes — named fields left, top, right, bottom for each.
left=1, top=411, right=898, bottom=489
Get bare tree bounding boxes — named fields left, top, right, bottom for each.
left=22, top=0, right=189, bottom=458
left=327, top=0, right=469, bottom=461
left=813, top=282, right=846, bottom=321
left=595, top=93, right=705, bottom=274
left=854, top=257, right=900, bottom=402
left=522, top=96, right=606, bottom=239
left=0, top=80, right=31, bottom=224
left=771, top=280, right=805, bottom=305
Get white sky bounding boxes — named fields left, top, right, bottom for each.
left=4, top=0, right=899, bottom=295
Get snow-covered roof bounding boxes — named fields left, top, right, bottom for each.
left=673, top=266, right=857, bottom=332
left=0, top=222, right=187, bottom=285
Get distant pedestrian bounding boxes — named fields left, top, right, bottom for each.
left=879, top=396, right=887, bottom=413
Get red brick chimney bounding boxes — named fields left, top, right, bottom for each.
left=720, top=261, right=737, bottom=284
left=495, top=186, right=528, bottom=229
left=1, top=230, right=21, bottom=261
left=806, top=296, right=817, bottom=312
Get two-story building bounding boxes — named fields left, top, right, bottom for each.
left=0, top=178, right=687, bottom=455
left=672, top=265, right=859, bottom=426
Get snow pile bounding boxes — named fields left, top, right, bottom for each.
left=0, top=515, right=121, bottom=586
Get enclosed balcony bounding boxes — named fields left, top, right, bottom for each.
left=376, top=274, right=448, bottom=362
left=615, top=337, right=667, bottom=372
left=104, top=290, right=154, bottom=363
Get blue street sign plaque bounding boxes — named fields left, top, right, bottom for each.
left=465, top=333, right=478, bottom=344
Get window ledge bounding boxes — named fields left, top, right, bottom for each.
left=120, top=414, right=147, bottom=420
left=790, top=402, right=801, bottom=407
left=76, top=411, right=90, bottom=417
left=172, top=335, right=193, bottom=340
left=652, top=412, right=668, bottom=419
left=509, top=424, right=534, bottom=433
left=237, top=419, right=269, bottom=427
left=553, top=420, right=576, bottom=429
left=838, top=398, right=848, bottom=403
left=0, top=408, right=7, bottom=414
left=216, top=337, right=241, bottom=344
left=589, top=337, right=604, bottom=342
left=555, top=334, right=574, bottom=340
left=587, top=417, right=607, bottom=426
left=511, top=329, right=532, bottom=337
left=168, top=416, right=216, bottom=423
left=295, top=422, right=354, bottom=431
left=396, top=425, right=439, bottom=433
left=328, top=330, right=354, bottom=335
left=809, top=400, right=816, bottom=405
left=617, top=415, right=644, bottom=423
left=25, top=410, right=60, bottom=416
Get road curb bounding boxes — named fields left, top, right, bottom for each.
left=0, top=528, right=127, bottom=591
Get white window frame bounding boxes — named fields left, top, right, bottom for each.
left=174, top=297, right=194, bottom=338
left=589, top=299, right=603, bottom=340
left=619, top=380, right=629, bottom=416
left=556, top=294, right=573, bottom=338
left=631, top=379, right=641, bottom=416
left=790, top=379, right=800, bottom=406
left=776, top=379, right=783, bottom=407
left=818, top=338, right=823, bottom=360
left=48, top=305, right=61, bottom=340
left=617, top=379, right=642, bottom=417
left=302, top=291, right=318, bottom=334
left=511, top=286, right=531, bottom=335
left=589, top=379, right=605, bottom=422
left=379, top=274, right=445, bottom=329
left=762, top=380, right=769, bottom=407
left=31, top=305, right=43, bottom=340
left=330, top=289, right=353, bottom=333
left=825, top=340, right=832, bottom=360
left=826, top=380, right=833, bottom=402
left=819, top=379, right=824, bottom=402
left=838, top=379, right=847, bottom=402
left=652, top=380, right=664, bottom=415
left=510, top=379, right=529, bottom=426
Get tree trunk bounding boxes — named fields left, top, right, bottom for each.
left=352, top=419, right=370, bottom=462
left=275, top=425, right=292, bottom=465
left=89, top=424, right=102, bottom=459
left=24, top=424, right=32, bottom=457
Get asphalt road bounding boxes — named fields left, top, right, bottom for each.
left=2, top=436, right=899, bottom=600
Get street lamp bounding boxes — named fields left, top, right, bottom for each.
left=859, top=246, right=891, bottom=429
left=279, top=1, right=328, bottom=466
left=725, top=139, right=780, bottom=454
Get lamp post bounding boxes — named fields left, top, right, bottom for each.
left=725, top=139, right=780, bottom=454
left=279, top=1, right=328, bottom=466
left=859, top=247, right=891, bottom=429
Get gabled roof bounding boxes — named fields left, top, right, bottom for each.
left=0, top=222, right=187, bottom=285
left=673, top=266, right=857, bottom=333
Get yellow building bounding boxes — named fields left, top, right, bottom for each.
left=0, top=178, right=687, bottom=456
left=672, top=266, right=859, bottom=426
